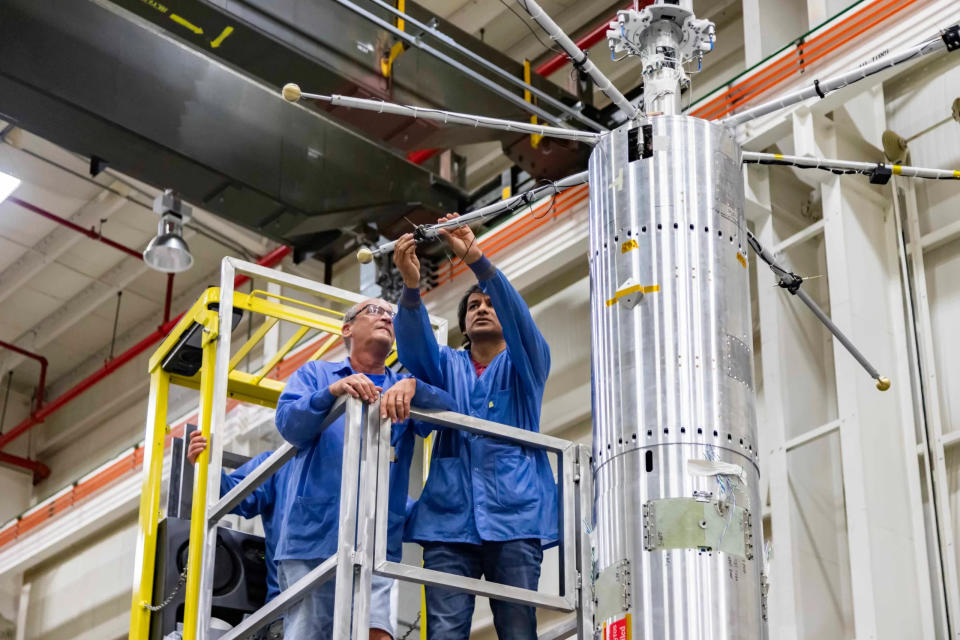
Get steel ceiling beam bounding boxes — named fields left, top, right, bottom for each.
left=0, top=0, right=459, bottom=259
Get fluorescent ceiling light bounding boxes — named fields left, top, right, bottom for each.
left=0, top=170, right=20, bottom=203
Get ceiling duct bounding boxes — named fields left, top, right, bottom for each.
left=0, top=0, right=461, bottom=262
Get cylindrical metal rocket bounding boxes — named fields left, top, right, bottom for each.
left=588, top=116, right=767, bottom=639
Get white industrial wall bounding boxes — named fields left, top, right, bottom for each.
left=887, top=45, right=960, bottom=640
left=20, top=517, right=137, bottom=640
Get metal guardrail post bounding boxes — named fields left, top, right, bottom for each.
left=575, top=444, right=594, bottom=640
left=182, top=308, right=222, bottom=640
left=351, top=403, right=383, bottom=639
left=559, top=442, right=578, bottom=606
left=332, top=396, right=366, bottom=636
left=373, top=410, right=392, bottom=574
left=194, top=258, right=240, bottom=638
left=128, top=369, right=170, bottom=640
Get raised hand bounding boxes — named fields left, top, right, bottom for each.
left=437, top=213, right=483, bottom=265
left=393, top=233, right=421, bottom=288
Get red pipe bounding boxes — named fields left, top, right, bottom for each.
left=535, top=2, right=650, bottom=78
left=0, top=318, right=181, bottom=457
left=0, top=245, right=291, bottom=477
left=0, top=452, right=48, bottom=480
left=0, top=340, right=47, bottom=410
left=407, top=148, right=441, bottom=165
left=8, top=197, right=145, bottom=261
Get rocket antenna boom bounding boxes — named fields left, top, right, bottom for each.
left=723, top=27, right=957, bottom=127
left=516, top=0, right=641, bottom=120
left=356, top=170, right=589, bottom=263
left=282, top=89, right=603, bottom=144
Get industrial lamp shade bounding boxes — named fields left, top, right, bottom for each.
left=143, top=214, right=194, bottom=273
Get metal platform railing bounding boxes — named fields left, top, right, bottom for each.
left=141, top=257, right=593, bottom=640
left=204, top=395, right=593, bottom=640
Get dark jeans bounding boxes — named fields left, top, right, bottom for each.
left=422, top=539, right=543, bottom=640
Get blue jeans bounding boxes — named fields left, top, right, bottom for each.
left=278, top=559, right=396, bottom=640
left=422, top=540, right=543, bottom=640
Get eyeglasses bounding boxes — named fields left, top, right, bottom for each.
left=345, top=303, right=395, bottom=323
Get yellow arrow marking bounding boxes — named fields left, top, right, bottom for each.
left=736, top=252, right=746, bottom=268
left=210, top=26, right=234, bottom=48
left=621, top=238, right=639, bottom=254
left=170, top=14, right=203, bottom=34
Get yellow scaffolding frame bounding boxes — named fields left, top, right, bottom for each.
left=129, top=267, right=447, bottom=640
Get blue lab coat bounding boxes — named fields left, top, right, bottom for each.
left=394, top=256, right=558, bottom=546
left=274, top=359, right=455, bottom=562
left=219, top=452, right=288, bottom=601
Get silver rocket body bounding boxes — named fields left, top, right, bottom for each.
left=587, top=116, right=767, bottom=639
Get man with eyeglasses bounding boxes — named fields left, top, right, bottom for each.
left=392, top=215, right=557, bottom=640
left=274, top=298, right=455, bottom=640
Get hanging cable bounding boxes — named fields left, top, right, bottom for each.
left=108, top=291, right=123, bottom=362
left=0, top=371, right=13, bottom=434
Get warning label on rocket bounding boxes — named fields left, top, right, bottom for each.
left=605, top=614, right=631, bottom=640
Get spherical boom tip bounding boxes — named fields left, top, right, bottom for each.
left=357, top=247, right=374, bottom=264
left=281, top=83, right=302, bottom=102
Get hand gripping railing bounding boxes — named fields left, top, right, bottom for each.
left=191, top=398, right=594, bottom=640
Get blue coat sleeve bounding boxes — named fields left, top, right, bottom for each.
left=219, top=452, right=275, bottom=519
left=406, top=375, right=457, bottom=438
left=275, top=363, right=337, bottom=449
left=409, top=375, right=456, bottom=412
left=394, top=288, right=447, bottom=389
left=471, top=257, right=551, bottom=394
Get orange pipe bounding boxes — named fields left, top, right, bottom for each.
left=693, top=0, right=914, bottom=121
left=708, top=0, right=909, bottom=119
left=705, top=0, right=901, bottom=117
